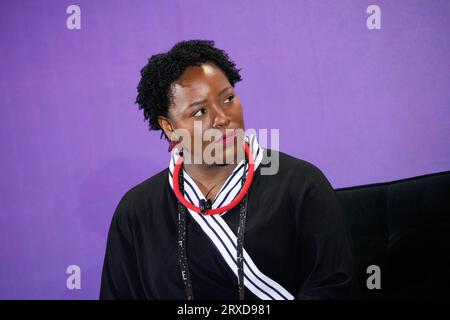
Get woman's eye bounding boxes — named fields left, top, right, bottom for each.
left=192, top=108, right=206, bottom=117
left=225, top=95, right=234, bottom=103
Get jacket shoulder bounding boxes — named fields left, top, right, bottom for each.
left=112, top=167, right=170, bottom=222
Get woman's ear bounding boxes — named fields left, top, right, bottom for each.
left=157, top=115, right=175, bottom=140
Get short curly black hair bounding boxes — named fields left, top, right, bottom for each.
left=135, top=39, right=243, bottom=141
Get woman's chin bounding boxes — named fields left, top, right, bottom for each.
left=216, top=141, right=244, bottom=165
left=194, top=137, right=245, bottom=165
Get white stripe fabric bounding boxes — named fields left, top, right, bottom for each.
left=168, top=134, right=294, bottom=300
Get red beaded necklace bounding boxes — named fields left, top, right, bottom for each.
left=172, top=141, right=254, bottom=215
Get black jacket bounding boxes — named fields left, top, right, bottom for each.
left=100, top=149, right=353, bottom=300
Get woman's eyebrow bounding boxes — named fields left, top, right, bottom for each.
left=218, top=86, right=232, bottom=96
left=186, top=99, right=206, bottom=109
left=186, top=86, right=232, bottom=109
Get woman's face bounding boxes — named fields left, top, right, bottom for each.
left=159, top=62, right=245, bottom=165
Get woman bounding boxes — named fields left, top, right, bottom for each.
left=100, top=40, right=353, bottom=300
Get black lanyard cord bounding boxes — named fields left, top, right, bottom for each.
left=177, top=164, right=194, bottom=300
left=177, top=153, right=249, bottom=300
left=237, top=172, right=248, bottom=300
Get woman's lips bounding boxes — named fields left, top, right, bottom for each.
left=222, top=133, right=237, bottom=145
left=214, top=130, right=237, bottom=145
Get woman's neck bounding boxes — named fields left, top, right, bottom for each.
left=183, top=150, right=245, bottom=199
left=183, top=161, right=238, bottom=187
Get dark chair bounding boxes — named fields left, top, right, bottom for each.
left=335, top=171, right=450, bottom=299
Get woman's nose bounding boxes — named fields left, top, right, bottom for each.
left=212, top=107, right=231, bottom=129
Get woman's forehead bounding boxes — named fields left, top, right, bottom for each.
left=171, top=63, right=230, bottom=101
left=179, top=62, right=217, bottom=79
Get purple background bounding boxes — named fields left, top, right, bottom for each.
left=0, top=0, right=449, bottom=299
